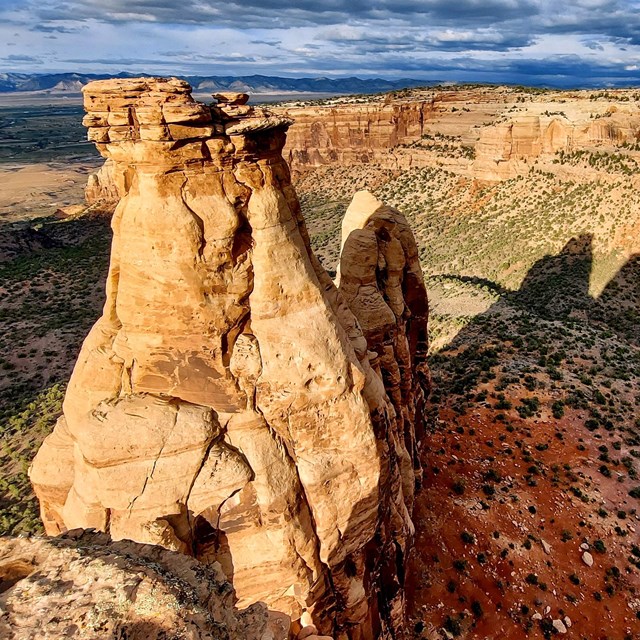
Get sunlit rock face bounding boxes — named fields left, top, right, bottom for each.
left=278, top=89, right=640, bottom=181
left=30, top=77, right=429, bottom=640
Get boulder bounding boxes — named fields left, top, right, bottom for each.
left=213, top=92, right=250, bottom=105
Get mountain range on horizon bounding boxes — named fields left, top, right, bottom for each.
left=2, top=72, right=640, bottom=97
left=0, top=72, right=434, bottom=95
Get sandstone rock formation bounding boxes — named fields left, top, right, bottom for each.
left=277, top=87, right=640, bottom=181
left=282, top=99, right=439, bottom=170
left=30, top=77, right=430, bottom=640
left=472, top=109, right=640, bottom=180
left=85, top=157, right=129, bottom=207
left=0, top=530, right=287, bottom=640
left=337, top=190, right=430, bottom=489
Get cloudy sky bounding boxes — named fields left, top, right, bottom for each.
left=1, top=0, right=640, bottom=86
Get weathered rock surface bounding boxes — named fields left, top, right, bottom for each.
left=85, top=157, right=129, bottom=207
left=213, top=92, right=250, bottom=105
left=30, top=77, right=430, bottom=640
left=277, top=87, right=640, bottom=181
left=0, top=531, right=287, bottom=640
left=338, top=190, right=430, bottom=504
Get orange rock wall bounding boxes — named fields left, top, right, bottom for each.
left=278, top=90, right=640, bottom=181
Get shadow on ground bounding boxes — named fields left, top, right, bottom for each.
left=407, top=236, right=640, bottom=639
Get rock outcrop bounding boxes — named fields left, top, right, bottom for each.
left=84, top=158, right=129, bottom=207
left=276, top=88, right=640, bottom=181
left=0, top=531, right=287, bottom=640
left=282, top=100, right=438, bottom=169
left=30, top=78, right=429, bottom=640
left=472, top=110, right=640, bottom=180
left=337, top=191, right=430, bottom=490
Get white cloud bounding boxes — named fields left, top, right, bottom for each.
left=0, top=0, right=638, bottom=85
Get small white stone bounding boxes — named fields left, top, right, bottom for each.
left=541, top=539, right=552, bottom=554
left=553, top=619, right=568, bottom=634
left=580, top=543, right=589, bottom=551
left=582, top=551, right=594, bottom=567
left=564, top=616, right=572, bottom=628
left=532, top=613, right=543, bottom=621
left=544, top=606, right=551, bottom=615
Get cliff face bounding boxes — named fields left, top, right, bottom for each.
left=279, top=89, right=640, bottom=181
left=283, top=101, right=437, bottom=167
left=84, top=157, right=129, bottom=207
left=29, top=78, right=429, bottom=640
left=472, top=110, right=640, bottom=179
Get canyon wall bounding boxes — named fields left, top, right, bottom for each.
left=283, top=100, right=437, bottom=168
left=279, top=90, right=640, bottom=181
left=29, top=78, right=429, bottom=640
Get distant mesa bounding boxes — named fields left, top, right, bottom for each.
left=29, top=77, right=430, bottom=640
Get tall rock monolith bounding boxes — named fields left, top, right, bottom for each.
left=30, top=78, right=429, bottom=640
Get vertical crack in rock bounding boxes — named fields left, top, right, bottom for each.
left=127, top=407, right=177, bottom=512
left=180, top=178, right=207, bottom=261
left=29, top=77, right=430, bottom=640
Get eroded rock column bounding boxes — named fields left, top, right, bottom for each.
left=30, top=78, right=430, bottom=640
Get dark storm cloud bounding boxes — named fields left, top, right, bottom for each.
left=19, top=0, right=640, bottom=51
left=22, top=0, right=541, bottom=28
left=249, top=40, right=282, bottom=47
left=31, top=24, right=88, bottom=33
left=297, top=51, right=640, bottom=87
left=316, top=28, right=535, bottom=53
left=2, top=54, right=42, bottom=62
left=542, top=8, right=640, bottom=45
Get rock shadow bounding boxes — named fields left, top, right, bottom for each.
left=405, top=233, right=640, bottom=635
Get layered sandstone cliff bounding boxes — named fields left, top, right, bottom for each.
left=283, top=100, right=437, bottom=168
left=29, top=78, right=429, bottom=640
left=278, top=88, right=640, bottom=181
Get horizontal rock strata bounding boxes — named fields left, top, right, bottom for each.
left=276, top=89, right=640, bottom=181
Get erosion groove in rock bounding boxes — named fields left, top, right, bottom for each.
left=0, top=531, right=288, bottom=640
left=29, top=77, right=430, bottom=640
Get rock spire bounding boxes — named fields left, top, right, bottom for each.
left=30, top=77, right=429, bottom=640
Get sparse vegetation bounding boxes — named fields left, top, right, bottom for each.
left=3, top=85, right=640, bottom=637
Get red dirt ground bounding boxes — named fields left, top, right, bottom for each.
left=407, top=406, right=640, bottom=640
